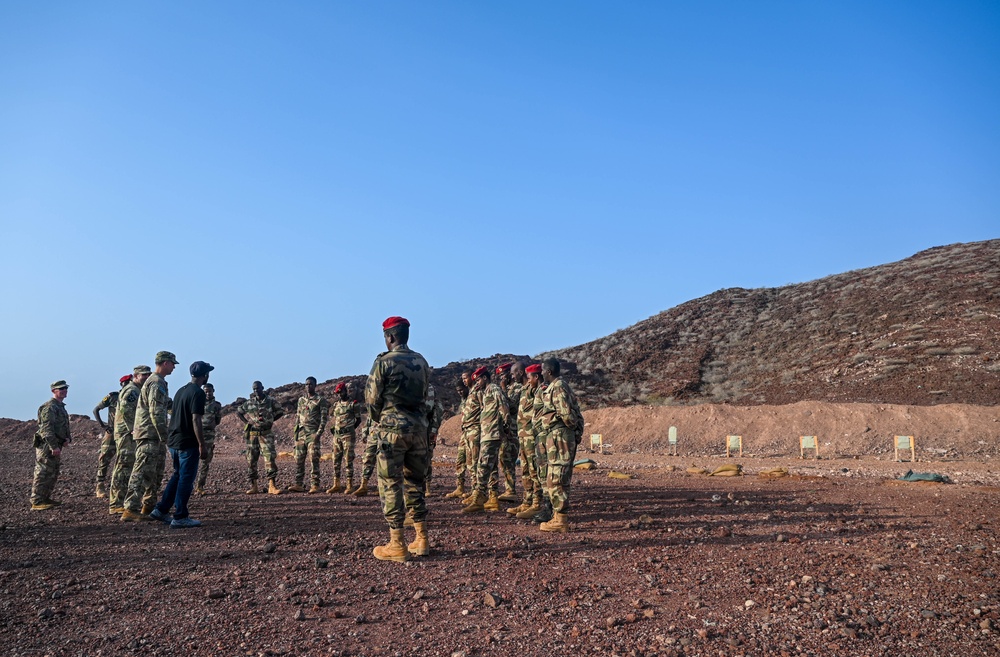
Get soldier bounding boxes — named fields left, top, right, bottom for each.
left=497, top=362, right=520, bottom=502
left=92, top=375, right=131, bottom=497
left=530, top=367, right=552, bottom=523
left=195, top=382, right=223, bottom=494
left=444, top=377, right=471, bottom=499
left=462, top=367, right=510, bottom=513
left=109, top=366, right=151, bottom=514
left=350, top=415, right=376, bottom=496
left=236, top=381, right=285, bottom=495
left=122, top=351, right=177, bottom=521
left=452, top=368, right=483, bottom=501
left=290, top=376, right=329, bottom=493
left=537, top=358, right=584, bottom=532
left=424, top=384, right=443, bottom=497
left=328, top=381, right=360, bottom=493
left=508, top=363, right=544, bottom=518
left=30, top=380, right=72, bottom=510
left=366, top=316, right=431, bottom=562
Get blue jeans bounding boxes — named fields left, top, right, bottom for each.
left=156, top=446, right=199, bottom=520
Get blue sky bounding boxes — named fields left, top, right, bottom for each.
left=1, top=1, right=997, bottom=419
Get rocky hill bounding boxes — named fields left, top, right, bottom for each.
left=544, top=239, right=1000, bottom=408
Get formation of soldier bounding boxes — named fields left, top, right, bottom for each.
left=29, top=317, right=584, bottom=558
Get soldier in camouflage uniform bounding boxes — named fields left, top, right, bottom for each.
left=508, top=363, right=545, bottom=518
left=92, top=375, right=131, bottom=497
left=123, top=351, right=177, bottom=521
left=424, top=384, right=443, bottom=497
left=530, top=371, right=552, bottom=523
left=367, top=316, right=431, bottom=562
left=109, top=366, right=151, bottom=514
left=497, top=362, right=520, bottom=502
left=195, top=383, right=223, bottom=494
left=462, top=367, right=510, bottom=513
left=453, top=369, right=483, bottom=500
left=30, top=380, right=72, bottom=510
left=538, top=358, right=584, bottom=532
left=236, top=381, right=285, bottom=494
left=350, top=415, right=376, bottom=496
left=328, top=381, right=360, bottom=493
left=444, top=377, right=471, bottom=498
left=289, top=377, right=329, bottom=493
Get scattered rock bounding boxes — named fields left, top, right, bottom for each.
left=484, top=592, right=499, bottom=608
left=207, top=589, right=225, bottom=600
left=262, top=542, right=277, bottom=554
left=294, top=609, right=306, bottom=621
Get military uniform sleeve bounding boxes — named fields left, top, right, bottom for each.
left=271, top=398, right=285, bottom=421
left=318, top=398, right=330, bottom=435
left=552, top=382, right=577, bottom=428
left=365, top=357, right=385, bottom=422
left=38, top=403, right=59, bottom=450
left=213, top=402, right=222, bottom=427
left=151, top=384, right=171, bottom=442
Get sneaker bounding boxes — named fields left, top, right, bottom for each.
left=149, top=507, right=172, bottom=523
left=170, top=517, right=202, bottom=529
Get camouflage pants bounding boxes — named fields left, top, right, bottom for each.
left=461, top=427, right=481, bottom=489
left=331, top=430, right=356, bottom=482
left=31, top=445, right=61, bottom=504
left=95, top=430, right=116, bottom=484
left=500, top=433, right=518, bottom=493
left=124, top=440, right=166, bottom=512
left=360, top=430, right=378, bottom=482
left=109, top=433, right=136, bottom=508
left=535, top=430, right=550, bottom=498
left=292, top=430, right=322, bottom=487
left=544, top=426, right=578, bottom=515
left=196, top=431, right=216, bottom=489
left=474, top=438, right=502, bottom=496
left=246, top=430, right=278, bottom=483
left=375, top=427, right=428, bottom=530
left=518, top=429, right=540, bottom=504
left=454, top=432, right=469, bottom=486
left=426, top=440, right=435, bottom=485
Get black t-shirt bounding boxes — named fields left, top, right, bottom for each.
left=168, top=382, right=207, bottom=450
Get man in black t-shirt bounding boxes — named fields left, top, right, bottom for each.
left=151, top=361, right=214, bottom=528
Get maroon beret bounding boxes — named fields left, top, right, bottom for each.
left=382, top=316, right=410, bottom=331
left=472, top=366, right=489, bottom=380
left=525, top=364, right=542, bottom=374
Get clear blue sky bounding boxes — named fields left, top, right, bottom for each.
left=1, top=1, right=997, bottom=420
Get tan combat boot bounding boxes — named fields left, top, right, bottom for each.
left=109, top=505, right=125, bottom=515
left=195, top=486, right=206, bottom=496
left=352, top=481, right=369, bottom=496
left=507, top=503, right=527, bottom=515
left=95, top=482, right=108, bottom=498
left=121, top=509, right=153, bottom=522
left=140, top=502, right=155, bottom=516
left=484, top=491, right=501, bottom=511
left=498, top=488, right=518, bottom=502
left=286, top=483, right=305, bottom=493
left=268, top=479, right=282, bottom=495
left=461, top=491, right=487, bottom=514
left=408, top=521, right=430, bottom=557
left=424, top=483, right=432, bottom=498
left=31, top=501, right=56, bottom=511
left=246, top=481, right=259, bottom=495
left=308, top=484, right=321, bottom=494
left=372, top=529, right=409, bottom=562
left=443, top=483, right=465, bottom=499
left=515, top=503, right=541, bottom=519
left=342, top=478, right=353, bottom=494
left=327, top=476, right=340, bottom=495
left=539, top=512, right=569, bottom=533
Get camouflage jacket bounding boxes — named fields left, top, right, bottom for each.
left=425, top=385, right=444, bottom=445
left=517, top=382, right=539, bottom=438
left=114, top=381, right=142, bottom=442
left=202, top=399, right=223, bottom=432
left=95, top=391, right=119, bottom=431
left=36, top=398, right=70, bottom=450
left=365, top=346, right=430, bottom=433
left=331, top=398, right=360, bottom=434
left=239, top=393, right=283, bottom=431
left=460, top=387, right=482, bottom=433
left=539, top=377, right=583, bottom=439
left=135, top=373, right=170, bottom=444
left=532, top=383, right=549, bottom=437
left=294, top=393, right=330, bottom=434
left=505, top=381, right=523, bottom=436
left=479, top=382, right=510, bottom=441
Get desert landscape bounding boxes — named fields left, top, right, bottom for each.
left=2, top=240, right=998, bottom=656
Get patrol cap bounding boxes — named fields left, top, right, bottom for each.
left=50, top=380, right=69, bottom=391
left=155, top=351, right=179, bottom=365
left=133, top=365, right=152, bottom=375
left=525, top=364, right=542, bottom=374
left=119, top=374, right=132, bottom=384
left=382, top=316, right=410, bottom=331
left=472, top=366, right=489, bottom=380
left=189, top=361, right=214, bottom=377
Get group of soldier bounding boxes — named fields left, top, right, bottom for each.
left=30, top=315, right=584, bottom=560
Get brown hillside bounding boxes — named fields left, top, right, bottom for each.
left=543, top=239, right=1000, bottom=408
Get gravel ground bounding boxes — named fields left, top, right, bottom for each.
left=1, top=432, right=998, bottom=657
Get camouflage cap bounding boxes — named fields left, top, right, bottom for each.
left=50, top=380, right=69, bottom=390
left=155, top=351, right=179, bottom=365
left=133, top=365, right=152, bottom=375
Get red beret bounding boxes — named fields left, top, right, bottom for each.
left=334, top=382, right=345, bottom=393
left=525, top=364, right=542, bottom=374
left=382, top=316, right=410, bottom=331
left=472, top=366, right=489, bottom=380
left=119, top=374, right=133, bottom=384
left=496, top=362, right=512, bottom=373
